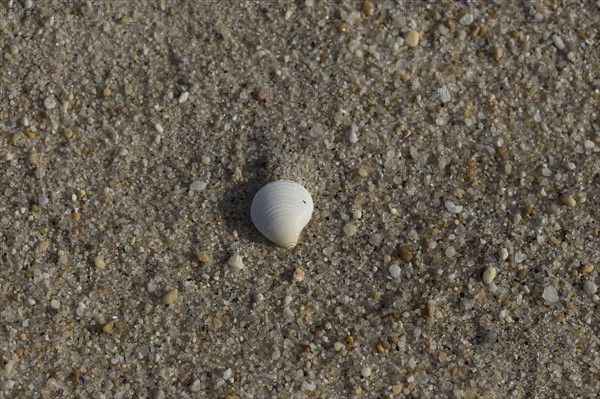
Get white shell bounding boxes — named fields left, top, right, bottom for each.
left=251, top=180, right=314, bottom=248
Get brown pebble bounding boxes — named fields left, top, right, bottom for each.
left=361, top=0, right=374, bottom=15
left=255, top=90, right=267, bottom=102
left=405, top=30, right=420, bottom=48
left=196, top=251, right=210, bottom=264
left=162, top=288, right=179, bottom=305
left=399, top=247, right=413, bottom=262
left=293, top=267, right=305, bottom=282
left=94, top=254, right=106, bottom=269
left=102, top=323, right=114, bottom=334
left=35, top=240, right=50, bottom=253
left=63, top=128, right=74, bottom=139
left=494, top=48, right=503, bottom=61
left=15, top=347, right=24, bottom=357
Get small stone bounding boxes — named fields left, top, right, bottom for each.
left=196, top=251, right=209, bottom=264
left=189, top=180, right=207, bottom=192
left=583, top=281, right=597, bottom=295
left=228, top=253, right=244, bottom=270
left=561, top=194, right=576, bottom=207
left=38, top=194, right=49, bottom=207
left=222, top=368, right=232, bottom=380
left=201, top=155, right=211, bottom=165
left=343, top=223, right=358, bottom=237
left=482, top=267, right=497, bottom=285
left=178, top=91, right=189, bottom=103
left=357, top=167, right=368, bottom=177
left=499, top=247, right=509, bottom=260
left=445, top=246, right=456, bottom=258
left=301, top=381, right=316, bottom=391
left=35, top=240, right=50, bottom=253
left=445, top=200, right=463, bottom=214
left=399, top=246, right=413, bottom=262
left=162, top=288, right=179, bottom=305
left=292, top=267, right=305, bottom=282
left=50, top=299, right=60, bottom=309
left=493, top=47, right=503, bottom=60
left=154, top=123, right=164, bottom=133
left=27, top=150, right=39, bottom=167
left=425, top=303, right=436, bottom=318
left=551, top=34, right=565, bottom=50
left=44, top=95, right=57, bottom=110
left=94, top=254, right=106, bottom=269
left=584, top=139, right=595, bottom=149
left=392, top=384, right=402, bottom=394
left=190, top=379, right=201, bottom=392
left=334, top=342, right=344, bottom=351
left=405, top=30, right=419, bottom=48
left=102, top=322, right=114, bottom=334
left=389, top=264, right=401, bottom=279
left=542, top=286, right=559, bottom=303
left=283, top=306, right=294, bottom=321
left=361, top=366, right=372, bottom=378
left=346, top=125, right=358, bottom=143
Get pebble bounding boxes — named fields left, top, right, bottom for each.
left=189, top=180, right=207, bottom=192
left=482, top=267, right=497, bottom=285
left=94, top=254, right=106, bottom=269
left=551, top=34, right=565, bottom=50
left=343, top=222, right=358, bottom=237
left=38, top=194, right=49, bottom=207
left=444, top=200, right=463, bottom=214
left=50, top=299, right=60, bottom=309
left=162, top=288, right=179, bottom=305
left=405, top=30, right=419, bottom=48
left=154, top=123, right=164, bottom=133
left=445, top=246, right=456, bottom=258
left=223, top=368, right=232, bottom=380
left=228, top=253, right=244, bottom=270
left=178, top=91, right=189, bottom=103
left=542, top=286, right=559, bottom=303
left=584, top=139, right=595, bottom=149
left=399, top=247, right=413, bottom=262
left=189, top=379, right=201, bottom=392
left=196, top=251, right=209, bottom=264
left=44, top=95, right=57, bottom=110
left=583, top=281, right=597, bottom=295
left=561, top=194, right=576, bottom=207
left=389, top=264, right=401, bottom=279
left=499, top=247, right=509, bottom=261
left=361, top=366, right=372, bottom=378
left=301, top=381, right=316, bottom=391
left=346, top=125, right=358, bottom=143
left=292, top=267, right=305, bottom=282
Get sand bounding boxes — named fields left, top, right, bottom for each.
left=1, top=1, right=599, bottom=398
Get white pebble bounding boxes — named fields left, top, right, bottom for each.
left=361, top=366, right=372, bottom=378
left=189, top=379, right=201, bottom=392
left=444, top=200, right=463, bottom=214
left=499, top=247, right=509, bottom=260
left=584, top=139, right=595, bottom=149
left=583, top=281, right=597, bottom=295
left=50, top=299, right=61, bottom=309
left=346, top=125, right=358, bottom=143
left=154, top=123, right=164, bottom=133
left=44, top=95, right=57, bottom=110
left=283, top=306, right=294, bottom=321
left=25, top=0, right=33, bottom=9
left=551, top=34, right=565, bottom=50
left=189, top=180, right=207, bottom=192
left=515, top=253, right=526, bottom=263
left=301, top=381, right=316, bottom=391
left=542, top=286, right=559, bottom=303
left=227, top=253, right=244, bottom=270
left=389, top=264, right=401, bottom=279
left=334, top=342, right=344, bottom=351
left=482, top=267, right=497, bottom=285
left=38, top=194, right=49, bottom=207
left=445, top=246, right=456, bottom=258
left=222, top=368, right=232, bottom=380
left=178, top=91, right=189, bottom=103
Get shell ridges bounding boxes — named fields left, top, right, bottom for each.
left=251, top=180, right=314, bottom=248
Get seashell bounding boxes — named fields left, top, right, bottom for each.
left=251, top=180, right=314, bottom=248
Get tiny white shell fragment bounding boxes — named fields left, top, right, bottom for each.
left=482, top=267, right=497, bottom=285
left=228, top=253, right=244, bottom=270
left=189, top=180, right=207, bottom=191
left=251, top=180, right=314, bottom=248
